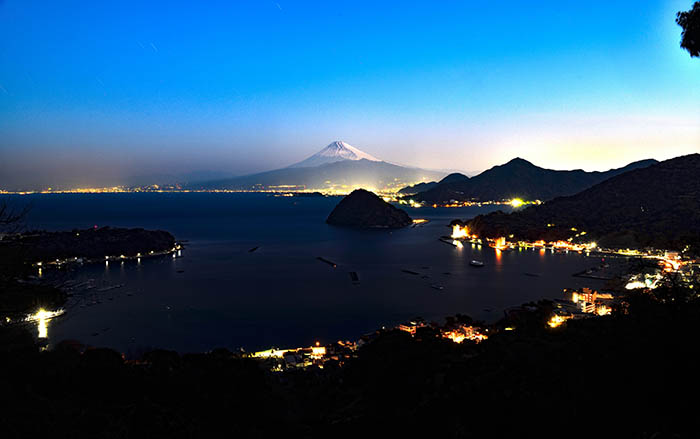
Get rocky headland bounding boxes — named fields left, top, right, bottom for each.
left=326, top=189, right=412, bottom=228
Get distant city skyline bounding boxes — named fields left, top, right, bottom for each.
left=1, top=1, right=698, bottom=190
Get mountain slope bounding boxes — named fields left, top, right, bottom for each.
left=398, top=172, right=470, bottom=195
left=466, top=154, right=700, bottom=251
left=438, top=172, right=471, bottom=185
left=398, top=181, right=438, bottom=195
left=191, top=158, right=444, bottom=192
left=412, top=158, right=658, bottom=203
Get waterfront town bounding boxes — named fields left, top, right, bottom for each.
left=450, top=223, right=695, bottom=265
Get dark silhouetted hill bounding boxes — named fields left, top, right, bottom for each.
left=467, top=154, right=700, bottom=251
left=398, top=181, right=437, bottom=195
left=3, top=282, right=700, bottom=438
left=412, top=158, right=657, bottom=203
left=327, top=189, right=412, bottom=228
left=398, top=172, right=470, bottom=195
left=398, top=172, right=469, bottom=195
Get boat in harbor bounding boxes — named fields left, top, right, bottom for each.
left=316, top=257, right=337, bottom=268
left=470, top=260, right=485, bottom=267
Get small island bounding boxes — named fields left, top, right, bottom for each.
left=326, top=189, right=412, bottom=228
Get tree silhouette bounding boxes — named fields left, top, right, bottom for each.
left=0, top=199, right=30, bottom=233
left=677, top=2, right=700, bottom=57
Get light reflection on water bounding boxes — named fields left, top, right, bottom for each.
left=26, top=309, right=64, bottom=339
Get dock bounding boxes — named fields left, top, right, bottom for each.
left=317, top=257, right=337, bottom=268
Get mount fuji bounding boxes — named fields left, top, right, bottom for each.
left=289, top=141, right=381, bottom=168
left=189, top=141, right=444, bottom=193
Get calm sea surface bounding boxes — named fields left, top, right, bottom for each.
left=11, top=193, right=607, bottom=354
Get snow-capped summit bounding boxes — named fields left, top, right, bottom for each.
left=289, top=141, right=381, bottom=168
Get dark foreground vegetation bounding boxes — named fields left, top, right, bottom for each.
left=677, top=1, right=700, bottom=57
left=467, top=154, right=700, bottom=252
left=2, top=276, right=699, bottom=438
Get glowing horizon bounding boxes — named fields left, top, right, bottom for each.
left=1, top=1, right=698, bottom=190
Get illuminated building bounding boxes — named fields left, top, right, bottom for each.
left=566, top=287, right=614, bottom=316
left=398, top=319, right=427, bottom=335
left=451, top=224, right=469, bottom=239
left=492, top=237, right=507, bottom=250
left=249, top=340, right=358, bottom=371
left=311, top=345, right=326, bottom=358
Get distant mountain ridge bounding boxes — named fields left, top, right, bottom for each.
left=188, top=141, right=444, bottom=192
left=409, top=157, right=658, bottom=203
left=398, top=172, right=471, bottom=195
left=466, top=154, right=700, bottom=251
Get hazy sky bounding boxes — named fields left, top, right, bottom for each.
left=1, top=0, right=698, bottom=189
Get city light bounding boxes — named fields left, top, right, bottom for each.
left=510, top=198, right=524, bottom=208
left=442, top=326, right=488, bottom=344
left=548, top=315, right=570, bottom=328
left=451, top=224, right=470, bottom=239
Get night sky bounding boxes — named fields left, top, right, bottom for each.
left=1, top=1, right=698, bottom=190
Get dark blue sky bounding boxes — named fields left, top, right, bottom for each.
left=1, top=0, right=698, bottom=189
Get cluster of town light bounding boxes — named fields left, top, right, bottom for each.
left=451, top=224, right=475, bottom=240
left=449, top=224, right=689, bottom=259
left=442, top=326, right=488, bottom=343
left=252, top=341, right=327, bottom=360
left=548, top=314, right=571, bottom=328
left=22, top=308, right=65, bottom=338
left=33, top=244, right=182, bottom=273
left=397, top=199, right=424, bottom=208
left=250, top=322, right=492, bottom=371
left=448, top=223, right=696, bottom=332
